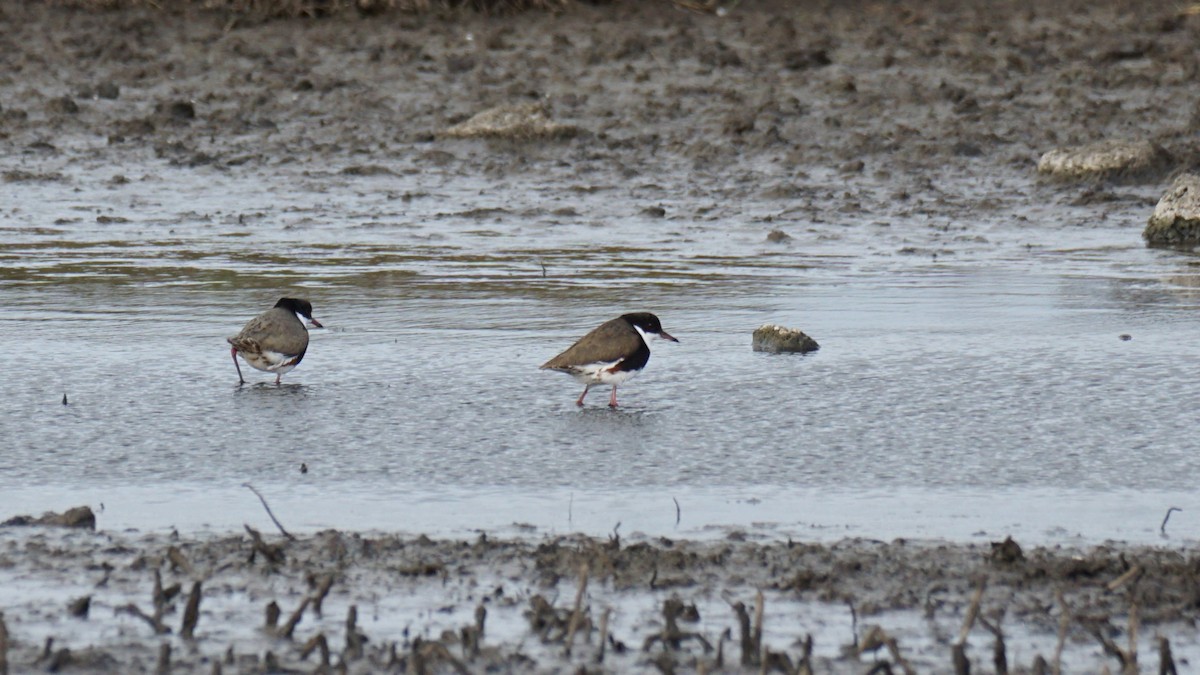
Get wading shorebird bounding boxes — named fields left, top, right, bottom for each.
left=541, top=312, right=678, bottom=407
left=228, top=298, right=323, bottom=385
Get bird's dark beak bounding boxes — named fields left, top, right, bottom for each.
left=660, top=330, right=679, bottom=343
left=308, top=317, right=324, bottom=328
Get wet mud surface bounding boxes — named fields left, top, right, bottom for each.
left=3, top=524, right=1200, bottom=673
left=5, top=0, right=1200, bottom=672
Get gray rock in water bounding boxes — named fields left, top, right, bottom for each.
left=752, top=324, right=819, bottom=354
left=1144, top=174, right=1200, bottom=247
left=1036, top=139, right=1170, bottom=182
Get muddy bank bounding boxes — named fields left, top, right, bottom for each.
left=1, top=525, right=1197, bottom=673
left=3, top=0, right=1200, bottom=221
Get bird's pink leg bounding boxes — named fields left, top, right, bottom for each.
left=231, top=347, right=245, bottom=385
left=608, top=385, right=619, bottom=408
left=275, top=373, right=282, bottom=386
left=576, top=385, right=590, bottom=406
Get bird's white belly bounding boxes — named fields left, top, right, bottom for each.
left=569, top=361, right=639, bottom=386
left=241, top=350, right=298, bottom=374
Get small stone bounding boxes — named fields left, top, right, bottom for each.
left=1144, top=174, right=1200, bottom=247
left=1036, top=139, right=1170, bottom=182
left=96, top=82, right=120, bottom=100
left=157, top=100, right=195, bottom=121
left=1119, top=334, right=1132, bottom=341
left=69, top=595, right=91, bottom=618
left=766, top=229, right=792, bottom=243
left=752, top=324, right=819, bottom=354
left=47, top=95, right=79, bottom=115
left=641, top=206, right=666, bottom=218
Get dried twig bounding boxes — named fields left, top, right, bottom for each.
left=597, top=607, right=611, bottom=664
left=978, top=614, right=1007, bottom=675
left=953, top=578, right=987, bottom=674
left=156, top=643, right=171, bottom=675
left=121, top=603, right=170, bottom=634
left=1107, top=565, right=1143, bottom=593
left=167, top=546, right=195, bottom=577
left=1159, top=636, right=1178, bottom=675
left=344, top=605, right=365, bottom=661
left=564, top=564, right=590, bottom=655
left=279, top=597, right=310, bottom=639
left=242, top=483, right=296, bottom=541
left=0, top=612, right=8, bottom=675
left=300, top=633, right=329, bottom=665
left=244, top=525, right=285, bottom=565
left=1161, top=507, right=1181, bottom=535
left=1053, top=590, right=1069, bottom=675
left=181, top=581, right=202, bottom=639
left=310, top=574, right=335, bottom=615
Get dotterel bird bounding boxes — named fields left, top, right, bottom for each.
left=228, top=297, right=323, bottom=385
left=541, top=312, right=678, bottom=407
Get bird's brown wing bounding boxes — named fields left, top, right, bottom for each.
left=228, top=307, right=308, bottom=356
left=540, top=317, right=642, bottom=370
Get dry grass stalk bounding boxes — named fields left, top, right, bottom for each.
left=300, top=633, right=330, bottom=665
left=279, top=597, right=310, bottom=639
left=596, top=607, right=611, bottom=664
left=564, top=563, right=589, bottom=655
left=1053, top=590, right=1069, bottom=675
left=1159, top=636, right=1178, bottom=675
left=0, top=612, right=8, bottom=675
left=181, top=581, right=202, bottom=639
left=155, top=642, right=170, bottom=675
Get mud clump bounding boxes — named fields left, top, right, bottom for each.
left=2, top=505, right=96, bottom=529
left=441, top=102, right=577, bottom=140
left=752, top=324, right=819, bottom=354
left=1036, top=139, right=1172, bottom=183
left=1144, top=173, right=1200, bottom=247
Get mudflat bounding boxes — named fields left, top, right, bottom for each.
left=3, top=0, right=1200, bottom=672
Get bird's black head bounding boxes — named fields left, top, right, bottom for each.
left=275, top=297, right=323, bottom=327
left=621, top=312, right=679, bottom=342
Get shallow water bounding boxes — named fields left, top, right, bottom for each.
left=3, top=159, right=1200, bottom=545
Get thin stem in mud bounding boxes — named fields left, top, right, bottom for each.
left=155, top=642, right=170, bottom=675
left=1053, top=590, right=1070, bottom=675
left=310, top=574, right=335, bottom=616
left=1160, top=507, right=1181, bottom=535
left=752, top=591, right=764, bottom=665
left=978, top=613, right=1008, bottom=675
left=0, top=612, right=7, bottom=675
left=953, top=578, right=987, bottom=674
left=180, top=581, right=202, bottom=639
left=242, top=483, right=296, bottom=541
left=279, top=597, right=310, bottom=639
left=597, top=607, right=611, bottom=664
left=1159, top=636, right=1178, bottom=675
left=564, top=564, right=590, bottom=655
left=300, top=633, right=330, bottom=666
